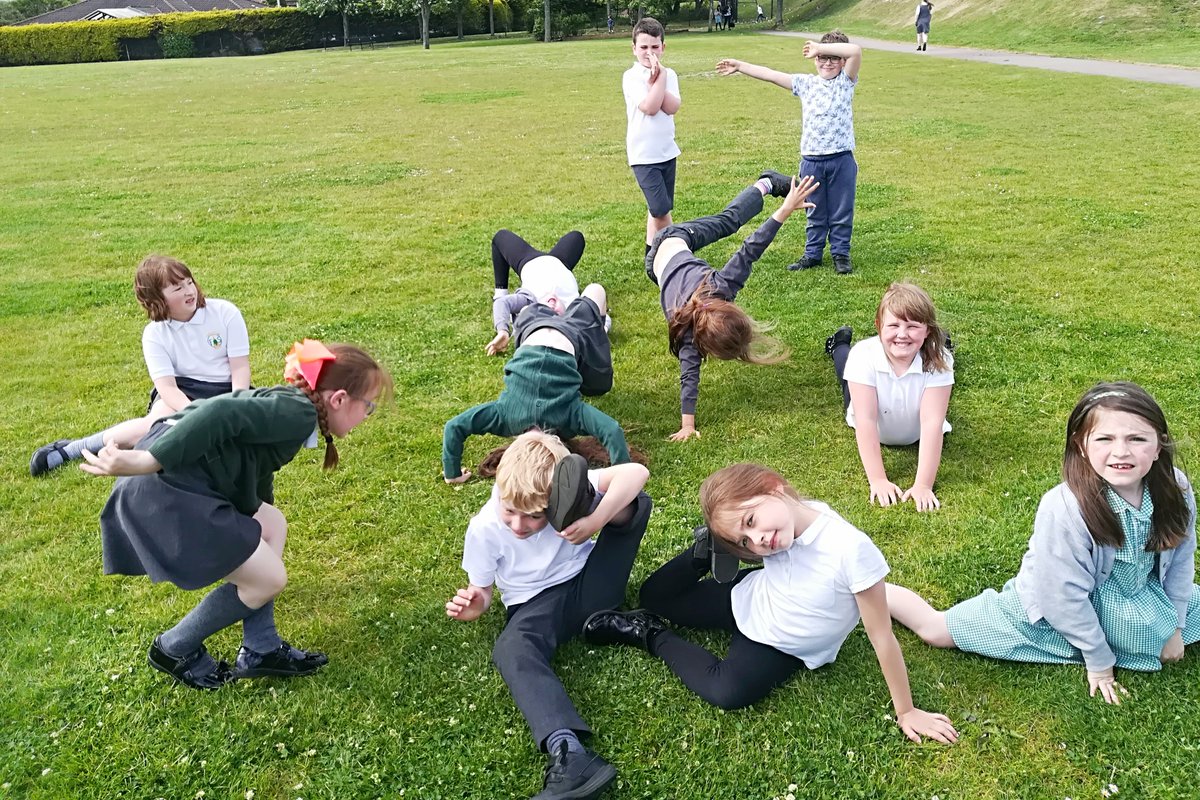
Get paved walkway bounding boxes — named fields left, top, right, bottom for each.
left=764, top=30, right=1200, bottom=89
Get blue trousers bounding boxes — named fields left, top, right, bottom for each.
left=799, top=150, right=857, bottom=259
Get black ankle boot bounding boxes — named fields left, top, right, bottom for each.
left=582, top=609, right=669, bottom=651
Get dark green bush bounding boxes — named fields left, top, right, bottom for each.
left=157, top=30, right=194, bottom=58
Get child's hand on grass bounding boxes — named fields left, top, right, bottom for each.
left=868, top=478, right=904, bottom=507
left=485, top=330, right=510, bottom=356
left=1160, top=629, right=1184, bottom=663
left=445, top=470, right=472, bottom=485
left=902, top=483, right=941, bottom=512
left=1087, top=667, right=1127, bottom=704
left=896, top=708, right=959, bottom=745
left=669, top=425, right=700, bottom=442
left=445, top=586, right=488, bottom=621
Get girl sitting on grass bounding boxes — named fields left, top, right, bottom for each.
left=82, top=340, right=389, bottom=690
left=646, top=172, right=817, bottom=441
left=887, top=382, right=1200, bottom=704
left=584, top=463, right=959, bottom=745
left=30, top=255, right=251, bottom=476
left=825, top=282, right=953, bottom=510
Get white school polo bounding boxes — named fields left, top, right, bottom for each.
left=731, top=502, right=889, bottom=668
left=519, top=256, right=580, bottom=307
left=843, top=336, right=953, bottom=446
left=141, top=298, right=249, bottom=383
left=461, top=471, right=601, bottom=607
left=623, top=63, right=681, bottom=165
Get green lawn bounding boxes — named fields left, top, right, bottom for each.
left=2, top=33, right=1200, bottom=799
left=769, top=0, right=1200, bottom=68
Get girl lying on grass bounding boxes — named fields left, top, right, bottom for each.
left=887, top=382, right=1200, bottom=704
left=82, top=340, right=389, bottom=690
left=584, top=463, right=958, bottom=744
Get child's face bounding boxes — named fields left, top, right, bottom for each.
left=878, top=309, right=929, bottom=367
left=815, top=52, right=844, bottom=80
left=498, top=503, right=549, bottom=538
left=323, top=385, right=379, bottom=438
left=1083, top=409, right=1161, bottom=501
left=162, top=276, right=198, bottom=322
left=632, top=33, right=664, bottom=68
left=720, top=494, right=795, bottom=557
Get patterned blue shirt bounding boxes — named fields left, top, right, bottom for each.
left=791, top=71, right=857, bottom=155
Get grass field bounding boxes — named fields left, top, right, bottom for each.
left=3, top=31, right=1200, bottom=799
left=768, top=0, right=1200, bottom=68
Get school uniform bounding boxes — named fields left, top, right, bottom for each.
left=141, top=297, right=249, bottom=410
left=639, top=501, right=889, bottom=709
left=945, top=477, right=1200, bottom=671
left=841, top=336, right=953, bottom=445
left=100, top=386, right=317, bottom=590
left=624, top=62, right=681, bottom=218
left=490, top=229, right=584, bottom=323
left=463, top=479, right=653, bottom=748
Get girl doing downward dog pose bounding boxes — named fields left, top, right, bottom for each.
left=646, top=172, right=817, bottom=441
left=31, top=255, right=251, bottom=476
left=82, top=340, right=389, bottom=690
left=887, top=383, right=1200, bottom=704
left=826, top=283, right=953, bottom=510
left=585, top=463, right=958, bottom=744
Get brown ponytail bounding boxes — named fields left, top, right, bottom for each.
left=668, top=278, right=789, bottom=364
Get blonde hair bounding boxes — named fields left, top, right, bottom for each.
left=496, top=430, right=570, bottom=513
left=134, top=255, right=206, bottom=321
left=284, top=343, right=391, bottom=471
left=699, top=464, right=804, bottom=560
left=876, top=282, right=950, bottom=373
left=669, top=279, right=790, bottom=364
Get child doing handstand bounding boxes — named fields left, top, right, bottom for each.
left=717, top=32, right=863, bottom=274
left=444, top=283, right=629, bottom=483
left=887, top=382, right=1200, bottom=704
left=489, top=228, right=599, bottom=356
left=826, top=283, right=954, bottom=510
left=584, top=463, right=957, bottom=743
left=646, top=171, right=817, bottom=441
left=446, top=431, right=652, bottom=799
left=31, top=255, right=251, bottom=476
left=81, top=340, right=389, bottom=689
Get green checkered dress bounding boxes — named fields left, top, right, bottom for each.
left=946, top=486, right=1200, bottom=671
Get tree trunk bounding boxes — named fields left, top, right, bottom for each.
left=341, top=10, right=350, bottom=47
left=489, top=0, right=494, bottom=37
left=421, top=1, right=430, bottom=48
left=707, top=0, right=712, bottom=31
left=775, top=0, right=782, bottom=26
left=457, top=6, right=463, bottom=39
left=543, top=0, right=550, bottom=42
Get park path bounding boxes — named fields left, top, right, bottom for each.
left=764, top=30, right=1200, bottom=89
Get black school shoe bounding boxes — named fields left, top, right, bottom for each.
left=691, top=524, right=741, bottom=583
left=787, top=256, right=823, bottom=271
left=147, top=637, right=234, bottom=691
left=546, top=454, right=596, bottom=531
left=759, top=170, right=795, bottom=198
left=583, top=608, right=669, bottom=651
left=531, top=741, right=617, bottom=800
left=233, top=642, right=328, bottom=678
left=833, top=255, right=853, bottom=274
left=29, top=439, right=71, bottom=477
left=825, top=325, right=853, bottom=357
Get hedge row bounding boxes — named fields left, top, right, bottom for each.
left=0, top=7, right=318, bottom=67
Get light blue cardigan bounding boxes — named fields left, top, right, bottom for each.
left=1011, top=470, right=1197, bottom=671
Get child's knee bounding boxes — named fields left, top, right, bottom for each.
left=700, top=679, right=764, bottom=711
left=582, top=283, right=607, bottom=315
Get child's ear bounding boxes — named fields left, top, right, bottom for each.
left=327, top=388, right=351, bottom=409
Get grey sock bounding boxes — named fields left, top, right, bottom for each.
left=160, top=583, right=255, bottom=660
left=241, top=600, right=284, bottom=654
left=57, top=431, right=107, bottom=467
left=545, top=728, right=583, bottom=754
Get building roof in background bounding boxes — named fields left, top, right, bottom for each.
left=16, top=0, right=266, bottom=26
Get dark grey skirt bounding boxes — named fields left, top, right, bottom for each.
left=99, top=424, right=261, bottom=590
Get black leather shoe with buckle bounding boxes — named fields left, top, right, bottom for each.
left=147, top=637, right=233, bottom=690
left=233, top=642, right=328, bottom=679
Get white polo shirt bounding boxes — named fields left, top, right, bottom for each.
left=843, top=336, right=953, bottom=446
left=623, top=63, right=681, bottom=166
left=141, top=297, right=250, bottom=383
left=731, top=502, right=889, bottom=668
left=519, top=255, right=580, bottom=307
left=462, top=472, right=601, bottom=607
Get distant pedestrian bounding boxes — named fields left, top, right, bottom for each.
left=608, top=15, right=614, bottom=33
left=756, top=3, right=765, bottom=22
left=915, top=1, right=933, bottom=51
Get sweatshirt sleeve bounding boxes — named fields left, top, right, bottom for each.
left=574, top=402, right=631, bottom=465
left=148, top=392, right=314, bottom=473
left=677, top=332, right=702, bottom=417
left=493, top=293, right=535, bottom=333
left=1029, top=490, right=1116, bottom=671
left=442, top=402, right=504, bottom=479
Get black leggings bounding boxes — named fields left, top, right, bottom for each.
left=638, top=547, right=805, bottom=710
left=491, top=229, right=586, bottom=290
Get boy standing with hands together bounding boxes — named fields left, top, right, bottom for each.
left=623, top=17, right=681, bottom=255
left=718, top=32, right=863, bottom=274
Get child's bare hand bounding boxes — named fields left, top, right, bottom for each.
left=79, top=445, right=160, bottom=477
left=1087, top=667, right=1127, bottom=705
left=901, top=484, right=941, bottom=512
left=802, top=40, right=820, bottom=59
left=485, top=331, right=510, bottom=356
left=868, top=478, right=904, bottom=507
left=559, top=513, right=602, bottom=545
left=715, top=58, right=742, bottom=75
left=780, top=175, right=819, bottom=213
left=896, top=708, right=959, bottom=744
left=1160, top=629, right=1185, bottom=663
left=669, top=425, right=700, bottom=442
left=647, top=55, right=661, bottom=82
left=445, top=470, right=472, bottom=485
left=445, top=587, right=487, bottom=621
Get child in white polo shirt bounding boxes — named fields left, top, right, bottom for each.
left=446, top=430, right=651, bottom=800
left=826, top=282, right=954, bottom=511
left=583, top=463, right=957, bottom=746
left=30, top=255, right=250, bottom=476
left=623, top=16, right=681, bottom=255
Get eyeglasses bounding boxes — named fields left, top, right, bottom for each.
left=357, top=397, right=377, bottom=416
left=816, top=55, right=844, bottom=63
